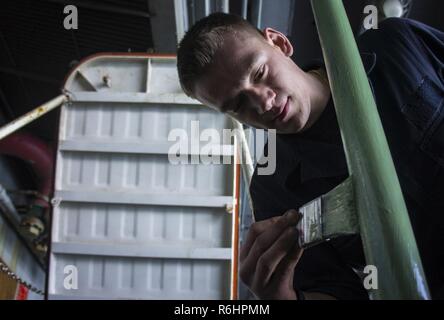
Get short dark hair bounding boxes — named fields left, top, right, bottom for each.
left=177, top=12, right=263, bottom=98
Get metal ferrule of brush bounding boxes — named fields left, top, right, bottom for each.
left=297, top=196, right=324, bottom=248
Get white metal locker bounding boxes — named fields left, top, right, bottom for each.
left=48, top=54, right=237, bottom=299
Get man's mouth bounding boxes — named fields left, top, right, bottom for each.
left=271, top=97, right=290, bottom=123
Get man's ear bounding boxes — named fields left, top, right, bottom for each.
left=263, top=27, right=293, bottom=57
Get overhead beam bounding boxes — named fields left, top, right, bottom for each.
left=45, top=0, right=152, bottom=18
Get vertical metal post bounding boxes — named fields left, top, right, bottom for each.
left=250, top=0, right=263, bottom=29
left=241, top=0, right=249, bottom=19
left=204, top=0, right=211, bottom=16
left=310, top=0, right=429, bottom=299
left=216, top=0, right=229, bottom=13
left=174, top=0, right=189, bottom=43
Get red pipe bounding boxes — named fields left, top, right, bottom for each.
left=0, top=131, right=54, bottom=210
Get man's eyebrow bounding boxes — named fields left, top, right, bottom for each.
left=220, top=54, right=263, bottom=112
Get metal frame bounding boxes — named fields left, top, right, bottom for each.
left=59, top=140, right=234, bottom=156
left=49, top=54, right=237, bottom=300
left=0, top=94, right=67, bottom=140
left=54, top=190, right=232, bottom=208
left=51, top=242, right=231, bottom=260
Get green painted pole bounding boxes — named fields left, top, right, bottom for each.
left=310, top=0, right=430, bottom=299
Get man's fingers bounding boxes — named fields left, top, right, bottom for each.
left=272, top=242, right=304, bottom=288
left=240, top=209, right=300, bottom=262
left=252, top=225, right=299, bottom=287
left=239, top=216, right=280, bottom=262
left=239, top=210, right=301, bottom=285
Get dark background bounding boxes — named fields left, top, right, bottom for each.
left=0, top=0, right=443, bottom=143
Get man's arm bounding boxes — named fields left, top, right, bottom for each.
left=248, top=160, right=369, bottom=300
left=240, top=209, right=339, bottom=300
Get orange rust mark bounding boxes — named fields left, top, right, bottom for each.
left=231, top=161, right=241, bottom=300
left=36, top=107, right=45, bottom=115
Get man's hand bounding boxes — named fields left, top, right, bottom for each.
left=239, top=209, right=304, bottom=300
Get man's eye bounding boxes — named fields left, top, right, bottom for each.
left=255, top=65, right=266, bottom=80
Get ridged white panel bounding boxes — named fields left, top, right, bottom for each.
left=54, top=202, right=231, bottom=247
left=63, top=102, right=230, bottom=142
left=58, top=152, right=232, bottom=196
left=50, top=255, right=230, bottom=300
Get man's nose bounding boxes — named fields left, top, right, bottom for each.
left=245, top=85, right=276, bottom=114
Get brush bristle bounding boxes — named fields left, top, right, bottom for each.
left=298, top=177, right=359, bottom=248
left=321, top=177, right=359, bottom=237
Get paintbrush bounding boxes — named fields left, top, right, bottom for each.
left=296, top=176, right=359, bottom=248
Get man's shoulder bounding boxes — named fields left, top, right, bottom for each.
left=357, top=18, right=443, bottom=85
left=358, top=18, right=413, bottom=48
left=358, top=17, right=442, bottom=50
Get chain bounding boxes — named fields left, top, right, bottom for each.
left=0, top=261, right=44, bottom=296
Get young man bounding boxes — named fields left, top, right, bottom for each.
left=177, top=13, right=444, bottom=299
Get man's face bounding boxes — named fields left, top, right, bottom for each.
left=193, top=28, right=312, bottom=134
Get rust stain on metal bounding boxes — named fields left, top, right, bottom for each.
left=36, top=107, right=46, bottom=115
